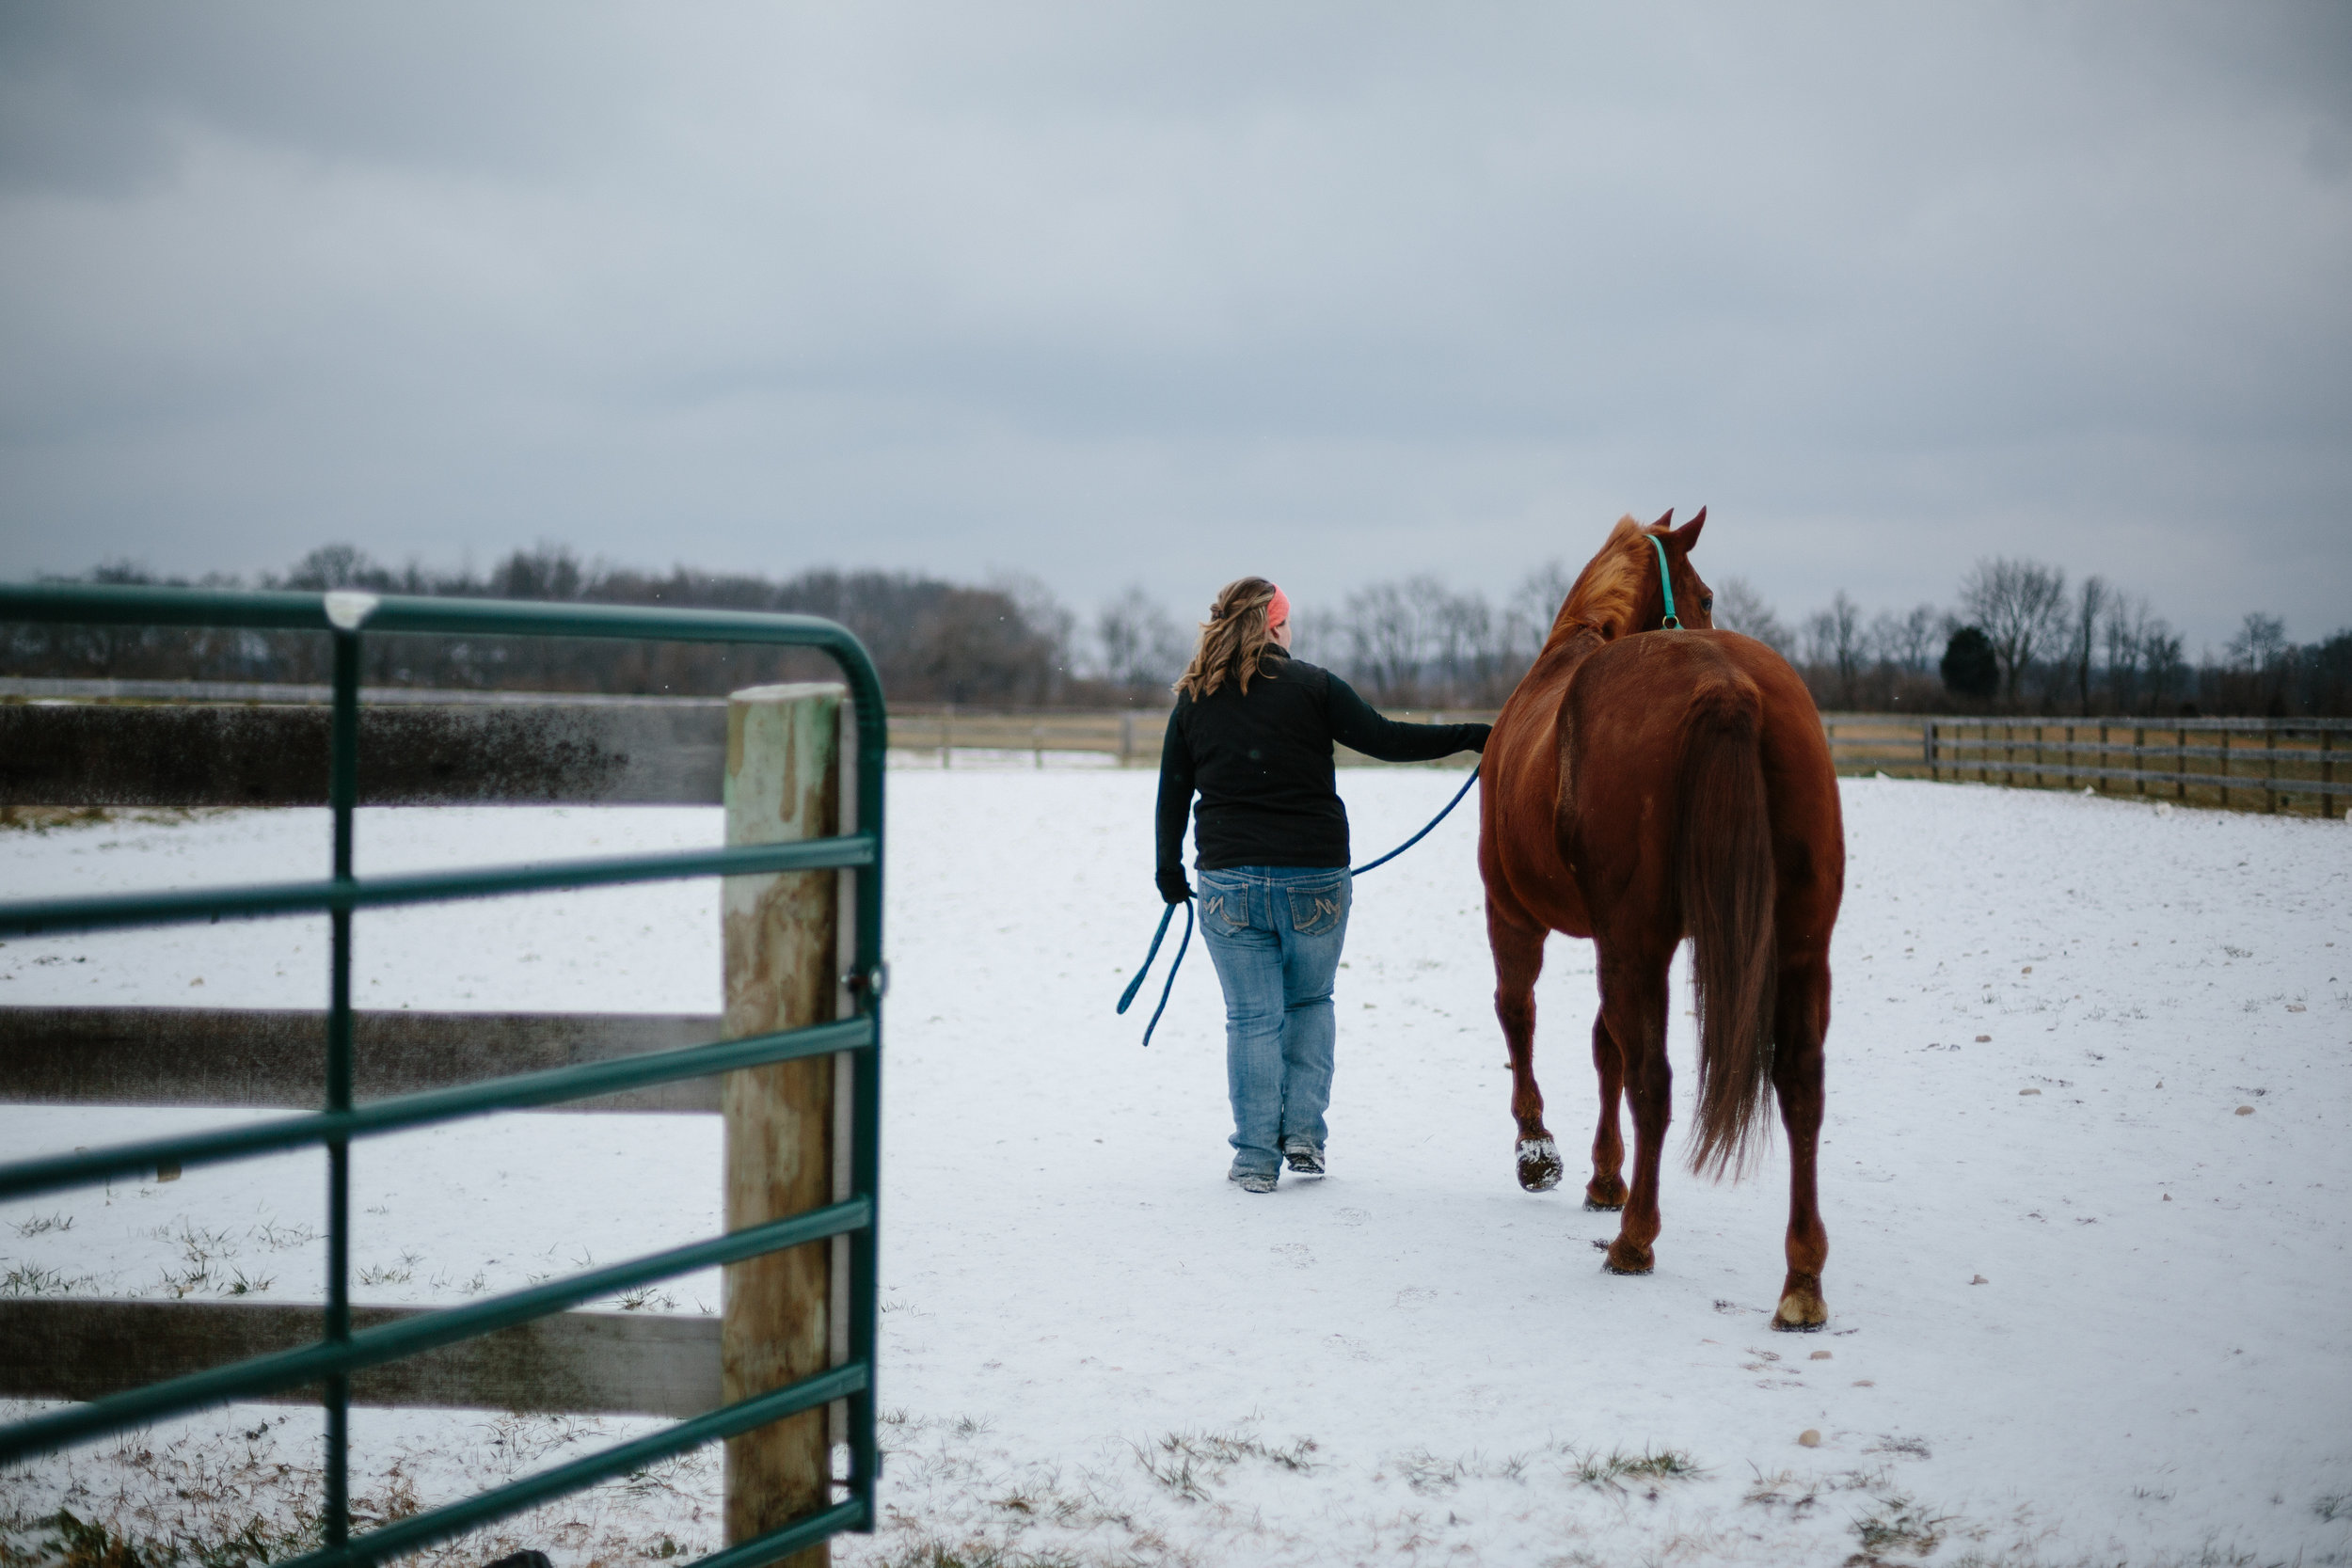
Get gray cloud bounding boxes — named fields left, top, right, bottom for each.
left=2, top=1, right=2346, bottom=647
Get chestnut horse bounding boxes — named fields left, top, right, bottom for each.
left=1476, top=510, right=1844, bottom=1330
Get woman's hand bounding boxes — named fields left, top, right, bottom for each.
left=1157, top=868, right=1195, bottom=904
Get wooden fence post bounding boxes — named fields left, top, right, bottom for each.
left=941, top=703, right=953, bottom=769
left=2265, top=722, right=2279, bottom=815
left=2325, top=730, right=2337, bottom=820
left=723, top=683, right=844, bottom=1566
left=1925, top=721, right=1937, bottom=782
left=2134, top=726, right=2146, bottom=798
left=1120, top=711, right=1136, bottom=768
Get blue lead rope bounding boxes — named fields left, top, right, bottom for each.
left=1117, top=763, right=1480, bottom=1045
left=1114, top=896, right=1194, bottom=1047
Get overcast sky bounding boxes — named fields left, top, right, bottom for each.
left=2, top=2, right=2346, bottom=650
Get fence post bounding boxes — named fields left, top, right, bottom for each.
left=2134, top=726, right=2145, bottom=797
left=2265, top=722, right=2279, bottom=815
left=723, top=683, right=843, bottom=1567
left=941, top=703, right=953, bottom=769
left=2218, top=729, right=2231, bottom=810
left=2062, top=724, right=2074, bottom=790
left=1925, top=721, right=1937, bottom=782
left=2325, top=730, right=2338, bottom=820
left=1032, top=723, right=1044, bottom=771
left=1120, top=711, right=1136, bottom=768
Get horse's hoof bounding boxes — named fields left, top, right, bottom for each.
left=1603, top=1239, right=1654, bottom=1275
left=1582, top=1175, right=1627, bottom=1211
left=1582, top=1199, right=1624, bottom=1212
left=1516, top=1137, right=1563, bottom=1192
left=1772, top=1291, right=1829, bottom=1332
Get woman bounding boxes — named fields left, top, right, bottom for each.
left=1155, top=577, right=1489, bottom=1193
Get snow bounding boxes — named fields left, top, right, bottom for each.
left=3, top=773, right=2348, bottom=1566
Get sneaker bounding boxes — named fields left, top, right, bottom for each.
left=1230, top=1170, right=1279, bottom=1194
left=1281, top=1136, right=1326, bottom=1176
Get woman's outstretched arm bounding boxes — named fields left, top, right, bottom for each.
left=1152, top=705, right=1197, bottom=901
left=1324, top=673, right=1490, bottom=763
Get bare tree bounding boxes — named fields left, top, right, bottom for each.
left=1804, top=591, right=1865, bottom=705
left=1430, top=589, right=1497, bottom=705
left=1095, top=585, right=1186, bottom=694
left=2227, top=610, right=2292, bottom=712
left=995, top=573, right=1076, bottom=703
left=1501, top=562, right=1576, bottom=667
left=2143, top=624, right=2187, bottom=711
left=1710, top=577, right=1793, bottom=656
left=1959, top=558, right=2069, bottom=703
left=2226, top=612, right=2288, bottom=673
left=1345, top=576, right=1439, bottom=704
left=2101, top=593, right=2152, bottom=712
left=2068, top=575, right=2107, bottom=714
left=1867, top=604, right=1944, bottom=674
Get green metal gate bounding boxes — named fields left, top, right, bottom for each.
left=0, top=583, right=886, bottom=1568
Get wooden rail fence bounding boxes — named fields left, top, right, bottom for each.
left=0, top=680, right=862, bottom=1460
left=1816, top=713, right=2349, bottom=818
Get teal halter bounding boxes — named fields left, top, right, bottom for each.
left=1646, top=533, right=1681, bottom=629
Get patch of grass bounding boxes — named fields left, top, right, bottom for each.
left=867, top=1540, right=1108, bottom=1568
left=1133, top=1429, right=1318, bottom=1502
left=1562, top=1444, right=1703, bottom=1492
left=1847, top=1492, right=1953, bottom=1564
left=614, top=1288, right=677, bottom=1313
left=248, top=1220, right=317, bottom=1251
left=2317, top=1492, right=2350, bottom=1523
left=355, top=1251, right=421, bottom=1288
left=0, top=807, right=112, bottom=835
left=10, top=1214, right=73, bottom=1238
left=1392, top=1449, right=1468, bottom=1495
left=1, top=1262, right=101, bottom=1297
left=1865, top=1434, right=1932, bottom=1461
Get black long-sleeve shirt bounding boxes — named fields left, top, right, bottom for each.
left=1154, top=649, right=1486, bottom=889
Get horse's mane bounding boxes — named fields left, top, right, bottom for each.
left=1555, top=515, right=1660, bottom=638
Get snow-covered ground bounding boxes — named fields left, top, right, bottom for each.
left=2, top=771, right=2347, bottom=1566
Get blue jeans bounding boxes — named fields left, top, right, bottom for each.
left=1196, top=864, right=1353, bottom=1179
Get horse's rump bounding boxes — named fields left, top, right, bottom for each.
left=1556, top=635, right=1785, bottom=1176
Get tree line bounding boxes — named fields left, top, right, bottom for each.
left=8, top=543, right=2348, bottom=717
left=4, top=546, right=1081, bottom=705
left=1098, top=556, right=2352, bottom=718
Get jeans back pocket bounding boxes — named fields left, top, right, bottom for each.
left=1203, top=886, right=1254, bottom=930
left=1285, top=879, right=1347, bottom=937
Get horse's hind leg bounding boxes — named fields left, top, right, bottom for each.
left=1596, top=942, right=1673, bottom=1275
left=1487, top=907, right=1561, bottom=1191
left=1583, top=1007, right=1628, bottom=1211
left=1770, top=954, right=1832, bottom=1330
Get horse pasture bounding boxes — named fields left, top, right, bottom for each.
left=1, top=768, right=2345, bottom=1566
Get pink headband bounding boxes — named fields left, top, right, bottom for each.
left=1266, top=586, right=1290, bottom=631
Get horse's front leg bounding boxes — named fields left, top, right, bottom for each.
left=1584, top=1006, right=1628, bottom=1211
left=1597, top=945, right=1672, bottom=1275
left=1487, top=907, right=1560, bottom=1192
left=1770, top=954, right=1832, bottom=1330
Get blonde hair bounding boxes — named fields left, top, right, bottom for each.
left=1175, top=576, right=1281, bottom=699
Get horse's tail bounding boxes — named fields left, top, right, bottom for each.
left=1677, top=671, right=1778, bottom=1180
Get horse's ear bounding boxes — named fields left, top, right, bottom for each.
left=1649, top=509, right=1674, bottom=532
left=1673, top=507, right=1708, bottom=551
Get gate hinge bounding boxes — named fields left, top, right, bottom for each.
left=841, top=962, right=889, bottom=1001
